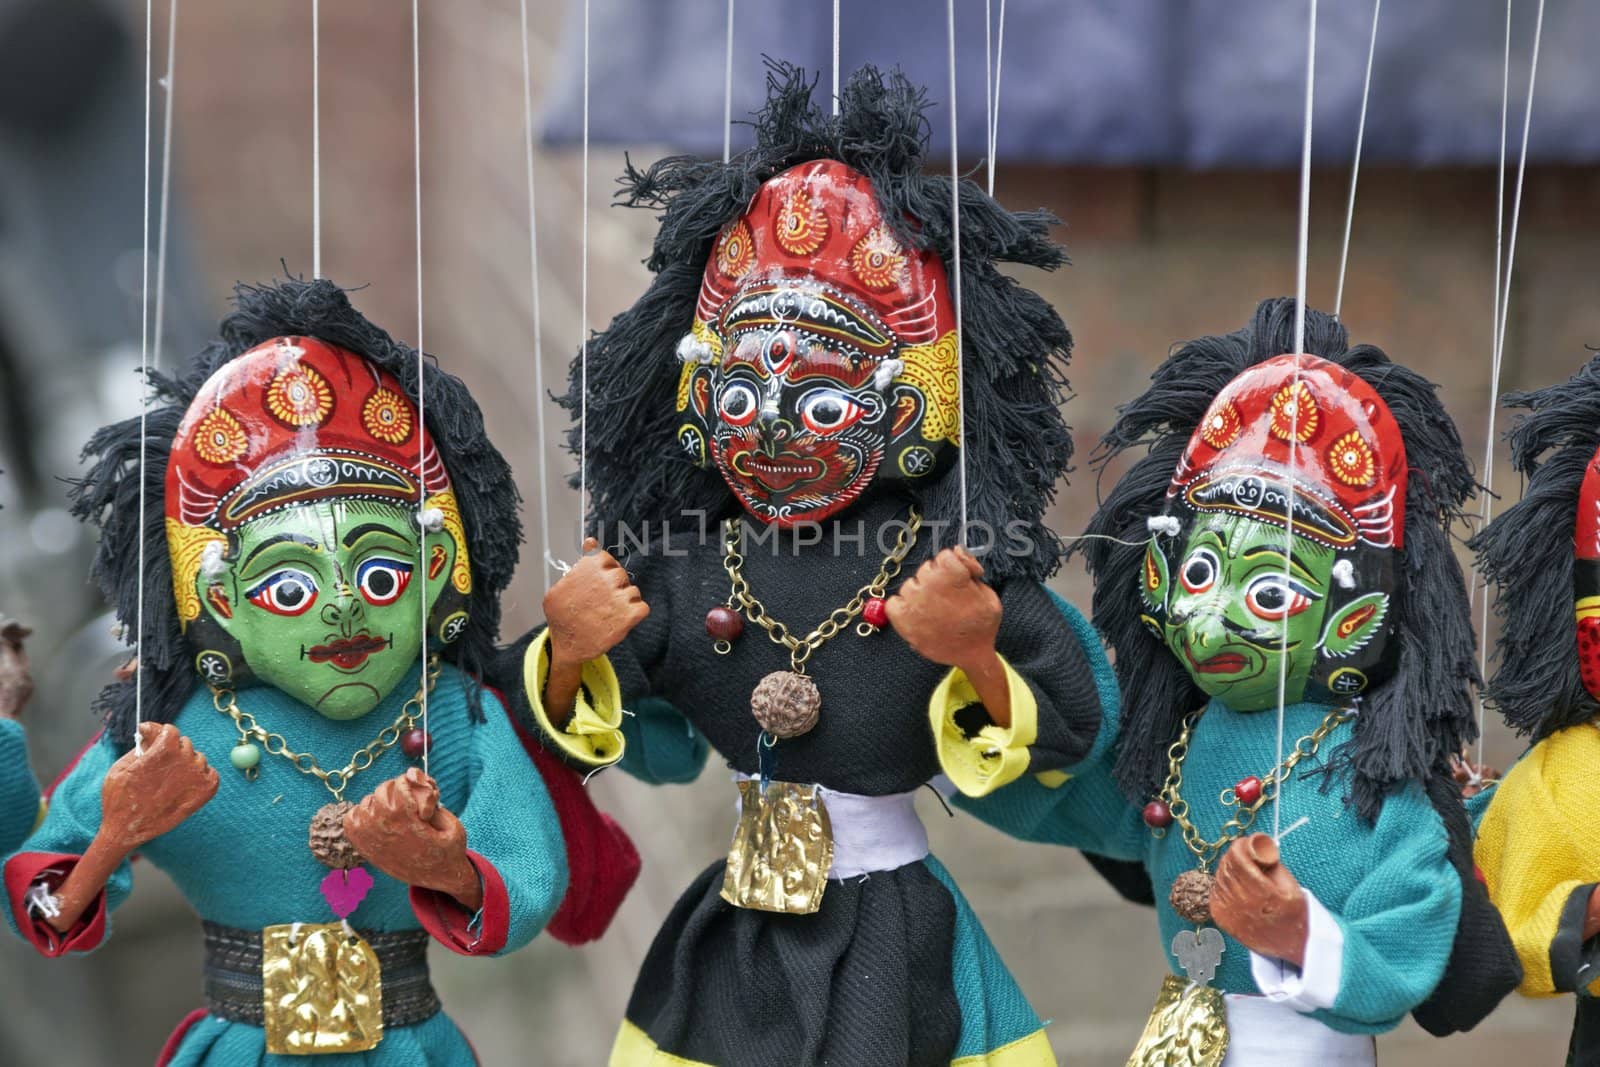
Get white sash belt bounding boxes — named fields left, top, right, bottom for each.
left=733, top=774, right=930, bottom=879
left=1221, top=994, right=1375, bottom=1066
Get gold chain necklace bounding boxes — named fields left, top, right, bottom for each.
left=710, top=509, right=921, bottom=739
left=1152, top=704, right=1350, bottom=925
left=210, top=655, right=440, bottom=872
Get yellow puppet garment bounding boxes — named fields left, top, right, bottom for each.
left=1476, top=721, right=1600, bottom=997
left=521, top=630, right=626, bottom=768
left=929, top=656, right=1038, bottom=798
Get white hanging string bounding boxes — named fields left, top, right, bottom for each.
left=411, top=0, right=430, bottom=774
left=945, top=0, right=968, bottom=545
left=986, top=0, right=1007, bottom=196
left=517, top=0, right=556, bottom=590
left=312, top=0, right=322, bottom=278
left=1274, top=0, right=1318, bottom=842
left=133, top=0, right=155, bottom=755
left=831, top=0, right=841, bottom=117
left=1331, top=0, right=1380, bottom=321
left=1475, top=0, right=1545, bottom=767
left=152, top=0, right=179, bottom=369
left=576, top=0, right=591, bottom=553
left=722, top=0, right=735, bottom=163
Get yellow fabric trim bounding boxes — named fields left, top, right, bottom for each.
left=522, top=629, right=625, bottom=768
left=612, top=1019, right=1055, bottom=1067
left=952, top=1029, right=1057, bottom=1067
left=33, top=797, right=47, bottom=833
left=1475, top=720, right=1600, bottom=997
left=1034, top=769, right=1070, bottom=789
left=931, top=654, right=1038, bottom=798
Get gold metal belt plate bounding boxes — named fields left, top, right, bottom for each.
left=1126, top=974, right=1229, bottom=1067
left=261, top=922, right=384, bottom=1055
left=721, top=779, right=834, bottom=914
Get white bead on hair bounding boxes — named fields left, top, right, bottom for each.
left=873, top=358, right=904, bottom=393
left=1331, top=559, right=1356, bottom=589
left=420, top=508, right=445, bottom=533
left=675, top=333, right=715, bottom=365
left=199, top=541, right=228, bottom=583
left=1146, top=516, right=1181, bottom=538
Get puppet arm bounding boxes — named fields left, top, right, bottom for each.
left=1475, top=727, right=1600, bottom=998
left=0, top=718, right=42, bottom=857
left=404, top=689, right=569, bottom=956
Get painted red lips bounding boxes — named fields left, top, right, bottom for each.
left=1184, top=643, right=1249, bottom=675
left=731, top=451, right=825, bottom=492
left=306, top=634, right=388, bottom=670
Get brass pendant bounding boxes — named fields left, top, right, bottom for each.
left=261, top=922, right=384, bottom=1055
left=750, top=670, right=821, bottom=738
left=1170, top=868, right=1214, bottom=925
left=721, top=779, right=833, bottom=914
left=309, top=801, right=362, bottom=870
left=1126, top=974, right=1229, bottom=1067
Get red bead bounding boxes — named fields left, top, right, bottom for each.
left=862, top=597, right=889, bottom=629
left=1234, top=775, right=1263, bottom=807
left=705, top=605, right=744, bottom=642
left=400, top=729, right=431, bottom=760
left=1142, top=800, right=1173, bottom=829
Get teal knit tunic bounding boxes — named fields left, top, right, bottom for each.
left=0, top=718, right=41, bottom=856
left=960, top=595, right=1461, bottom=1037
left=3, top=662, right=567, bottom=1065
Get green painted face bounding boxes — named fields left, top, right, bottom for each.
left=196, top=499, right=454, bottom=719
left=1141, top=512, right=1388, bottom=710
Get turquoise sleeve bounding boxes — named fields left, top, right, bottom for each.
left=1317, top=781, right=1463, bottom=1030
left=0, top=718, right=41, bottom=857
left=617, top=696, right=711, bottom=786
left=460, top=694, right=568, bottom=954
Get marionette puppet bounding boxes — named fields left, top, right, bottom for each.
left=0, top=620, right=42, bottom=855
left=1471, top=352, right=1600, bottom=1064
left=2, top=279, right=637, bottom=1063
left=959, top=299, right=1510, bottom=1065
left=504, top=64, right=1104, bottom=1066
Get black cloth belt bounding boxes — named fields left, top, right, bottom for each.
left=201, top=921, right=441, bottom=1030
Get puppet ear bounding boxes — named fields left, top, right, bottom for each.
left=1319, top=592, right=1389, bottom=658
left=1140, top=541, right=1170, bottom=615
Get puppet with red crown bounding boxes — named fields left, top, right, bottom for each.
left=1, top=279, right=637, bottom=1064
left=503, top=65, right=1107, bottom=1065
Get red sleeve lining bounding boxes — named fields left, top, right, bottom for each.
left=3, top=852, right=109, bottom=957
left=408, top=850, right=509, bottom=957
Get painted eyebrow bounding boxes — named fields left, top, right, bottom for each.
left=1239, top=545, right=1320, bottom=581
left=241, top=532, right=320, bottom=572
left=341, top=523, right=412, bottom=550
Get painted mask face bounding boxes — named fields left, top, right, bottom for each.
left=1574, top=445, right=1600, bottom=700
left=165, top=337, right=472, bottom=716
left=1142, top=354, right=1406, bottom=708
left=676, top=160, right=961, bottom=526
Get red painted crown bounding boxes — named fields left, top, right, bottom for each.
left=1576, top=446, right=1600, bottom=560
left=1169, top=353, right=1407, bottom=550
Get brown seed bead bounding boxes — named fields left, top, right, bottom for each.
left=1170, top=868, right=1215, bottom=926
left=309, top=801, right=363, bottom=870
left=750, top=670, right=821, bottom=738
left=706, top=605, right=744, bottom=642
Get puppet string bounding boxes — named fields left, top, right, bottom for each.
left=412, top=0, right=429, bottom=774
left=578, top=0, right=590, bottom=549
left=518, top=0, right=559, bottom=590
left=152, top=0, right=178, bottom=370
left=945, top=0, right=968, bottom=546
left=831, top=0, right=840, bottom=117
left=134, top=0, right=154, bottom=755
left=1273, top=0, right=1318, bottom=841
left=312, top=0, right=322, bottom=279
left=1331, top=0, right=1379, bottom=322
left=986, top=0, right=1007, bottom=196
left=722, top=0, right=734, bottom=163
left=1057, top=532, right=1161, bottom=550
left=1475, top=0, right=1544, bottom=769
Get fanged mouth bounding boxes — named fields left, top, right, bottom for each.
left=1183, top=644, right=1250, bottom=676
left=730, top=451, right=826, bottom=492
left=304, top=634, right=391, bottom=670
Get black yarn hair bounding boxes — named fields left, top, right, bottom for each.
left=561, top=60, right=1074, bottom=582
left=1080, top=297, right=1479, bottom=822
left=1471, top=350, right=1600, bottom=738
left=70, top=278, right=522, bottom=747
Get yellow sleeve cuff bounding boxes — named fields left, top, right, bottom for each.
left=33, top=797, right=46, bottom=834
left=522, top=629, right=625, bottom=768
left=930, top=654, right=1038, bottom=798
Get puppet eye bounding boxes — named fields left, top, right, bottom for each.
left=799, top=390, right=867, bottom=435
left=1245, top=574, right=1319, bottom=620
left=1178, top=548, right=1219, bottom=595
left=356, top=558, right=414, bottom=606
left=718, top=381, right=759, bottom=427
left=245, top=568, right=319, bottom=616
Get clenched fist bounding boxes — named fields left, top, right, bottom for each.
left=887, top=547, right=1012, bottom=727
left=0, top=620, right=33, bottom=720
left=101, top=722, right=219, bottom=851
left=542, top=537, right=649, bottom=726
left=1209, top=833, right=1310, bottom=967
left=343, top=768, right=481, bottom=910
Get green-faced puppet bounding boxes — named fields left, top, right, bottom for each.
left=166, top=337, right=472, bottom=719
left=1140, top=354, right=1402, bottom=709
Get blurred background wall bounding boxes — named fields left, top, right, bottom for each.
left=0, top=0, right=1592, bottom=1063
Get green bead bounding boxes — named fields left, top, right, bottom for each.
left=230, top=742, right=262, bottom=771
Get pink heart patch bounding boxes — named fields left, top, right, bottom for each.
left=320, top=866, right=374, bottom=919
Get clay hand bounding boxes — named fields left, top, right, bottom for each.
left=343, top=768, right=482, bottom=911
left=544, top=537, right=649, bottom=667
left=1209, top=833, right=1310, bottom=968
left=0, top=620, right=34, bottom=720
left=1449, top=754, right=1500, bottom=799
left=887, top=547, right=1013, bottom=727
left=100, top=723, right=219, bottom=851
